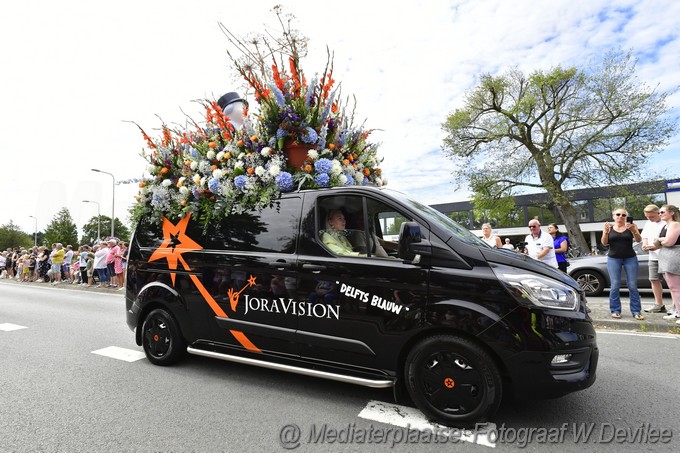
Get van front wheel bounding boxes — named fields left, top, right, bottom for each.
left=141, top=308, right=186, bottom=366
left=405, top=335, right=502, bottom=426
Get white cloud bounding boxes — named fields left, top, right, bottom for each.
left=0, top=0, right=678, bottom=235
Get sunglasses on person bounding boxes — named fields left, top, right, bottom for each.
left=614, top=213, right=627, bottom=216
left=528, top=225, right=539, bottom=228
left=659, top=210, right=666, bottom=214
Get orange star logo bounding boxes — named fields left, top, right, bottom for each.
left=148, top=213, right=203, bottom=285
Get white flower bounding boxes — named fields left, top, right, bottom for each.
left=380, top=177, right=388, bottom=186
left=216, top=151, right=225, bottom=161
left=339, top=174, right=348, bottom=185
left=234, top=161, right=244, bottom=170
left=177, top=176, right=186, bottom=186
left=354, top=173, right=363, bottom=184
left=331, top=160, right=342, bottom=175
left=200, top=177, right=206, bottom=187
left=193, top=175, right=201, bottom=184
left=268, top=164, right=281, bottom=177
left=147, top=165, right=157, bottom=174
left=161, top=179, right=172, bottom=187
left=255, top=166, right=265, bottom=177
left=307, top=150, right=319, bottom=160
left=238, top=152, right=245, bottom=160
left=261, top=147, right=272, bottom=157
left=190, top=161, right=198, bottom=171
left=212, top=169, right=223, bottom=179
left=206, top=150, right=216, bottom=160
left=179, top=186, right=189, bottom=195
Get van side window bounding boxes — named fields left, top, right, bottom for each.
left=207, top=197, right=302, bottom=253
left=317, top=195, right=406, bottom=258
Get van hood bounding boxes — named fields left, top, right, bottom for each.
left=479, top=247, right=579, bottom=290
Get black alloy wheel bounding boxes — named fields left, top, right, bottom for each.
left=141, top=308, right=186, bottom=366
left=405, top=335, right=502, bottom=427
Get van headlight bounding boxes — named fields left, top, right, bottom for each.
left=491, top=264, right=578, bottom=311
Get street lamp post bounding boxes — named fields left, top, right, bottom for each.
left=82, top=200, right=101, bottom=242
left=28, top=215, right=37, bottom=247
left=91, top=169, right=115, bottom=238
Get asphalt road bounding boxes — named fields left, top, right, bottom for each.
left=1, top=281, right=679, bottom=452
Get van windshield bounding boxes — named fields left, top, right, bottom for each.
left=385, top=190, right=486, bottom=246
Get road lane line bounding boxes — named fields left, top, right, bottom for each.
left=597, top=331, right=678, bottom=339
left=0, top=323, right=27, bottom=331
left=357, top=400, right=495, bottom=448
left=92, top=346, right=146, bottom=362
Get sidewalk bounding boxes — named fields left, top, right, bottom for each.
left=1, top=278, right=677, bottom=334
left=0, top=277, right=124, bottom=295
left=586, top=293, right=680, bottom=334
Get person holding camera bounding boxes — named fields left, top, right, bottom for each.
left=602, top=208, right=643, bottom=320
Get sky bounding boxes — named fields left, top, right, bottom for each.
left=1, top=0, right=679, bottom=237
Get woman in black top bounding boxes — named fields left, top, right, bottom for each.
left=602, top=208, right=643, bottom=320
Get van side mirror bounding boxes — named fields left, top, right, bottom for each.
left=399, top=222, right=425, bottom=262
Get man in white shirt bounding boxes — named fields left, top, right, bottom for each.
left=525, top=219, right=558, bottom=268
left=641, top=205, right=667, bottom=313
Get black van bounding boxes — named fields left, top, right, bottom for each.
left=125, top=186, right=598, bottom=426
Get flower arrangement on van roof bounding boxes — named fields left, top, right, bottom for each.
left=129, top=7, right=385, bottom=226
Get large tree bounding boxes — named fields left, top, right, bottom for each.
left=0, top=220, right=32, bottom=250
left=43, top=208, right=79, bottom=247
left=80, top=216, right=131, bottom=245
left=442, top=51, right=677, bottom=252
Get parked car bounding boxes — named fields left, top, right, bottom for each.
left=567, top=243, right=665, bottom=296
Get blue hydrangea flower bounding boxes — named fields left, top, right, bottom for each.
left=345, top=173, right=354, bottom=185
left=234, top=175, right=248, bottom=190
left=276, top=128, right=288, bottom=139
left=314, top=158, right=333, bottom=174
left=192, top=187, right=201, bottom=198
left=276, top=172, right=294, bottom=192
left=315, top=173, right=330, bottom=187
left=301, top=127, right=319, bottom=144
left=208, top=178, right=221, bottom=194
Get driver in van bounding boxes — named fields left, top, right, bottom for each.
left=321, top=209, right=363, bottom=256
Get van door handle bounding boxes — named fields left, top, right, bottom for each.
left=268, top=261, right=292, bottom=269
left=301, top=264, right=326, bottom=272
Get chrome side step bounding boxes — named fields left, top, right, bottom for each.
left=187, top=347, right=394, bottom=389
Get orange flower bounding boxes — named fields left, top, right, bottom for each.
left=342, top=159, right=350, bottom=166
left=363, top=168, right=371, bottom=176
left=225, top=152, right=231, bottom=160
left=139, top=181, right=146, bottom=188
left=208, top=141, right=217, bottom=149
left=247, top=167, right=255, bottom=175
left=250, top=135, right=258, bottom=142
left=304, top=164, right=312, bottom=173
left=237, top=140, right=244, bottom=147
left=211, top=165, right=217, bottom=170
left=328, top=143, right=335, bottom=151
left=181, top=200, right=187, bottom=206
left=160, top=167, right=169, bottom=175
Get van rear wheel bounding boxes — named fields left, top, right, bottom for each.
left=405, top=335, right=501, bottom=426
left=142, top=308, right=186, bottom=366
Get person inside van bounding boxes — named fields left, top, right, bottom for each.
left=321, top=209, right=363, bottom=256
left=347, top=210, right=397, bottom=258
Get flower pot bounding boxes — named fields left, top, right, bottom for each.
left=283, top=141, right=314, bottom=169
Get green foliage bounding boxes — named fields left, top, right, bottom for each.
left=471, top=192, right=516, bottom=226
left=80, top=216, right=131, bottom=244
left=0, top=220, right=32, bottom=250
left=386, top=216, right=408, bottom=235
left=441, top=50, right=678, bottom=252
left=43, top=208, right=79, bottom=247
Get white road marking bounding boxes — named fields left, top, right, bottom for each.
left=358, top=400, right=495, bottom=448
left=91, top=346, right=146, bottom=362
left=0, top=323, right=27, bottom=331
left=597, top=330, right=678, bottom=339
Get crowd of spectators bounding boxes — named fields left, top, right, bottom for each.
left=0, top=239, right=127, bottom=290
